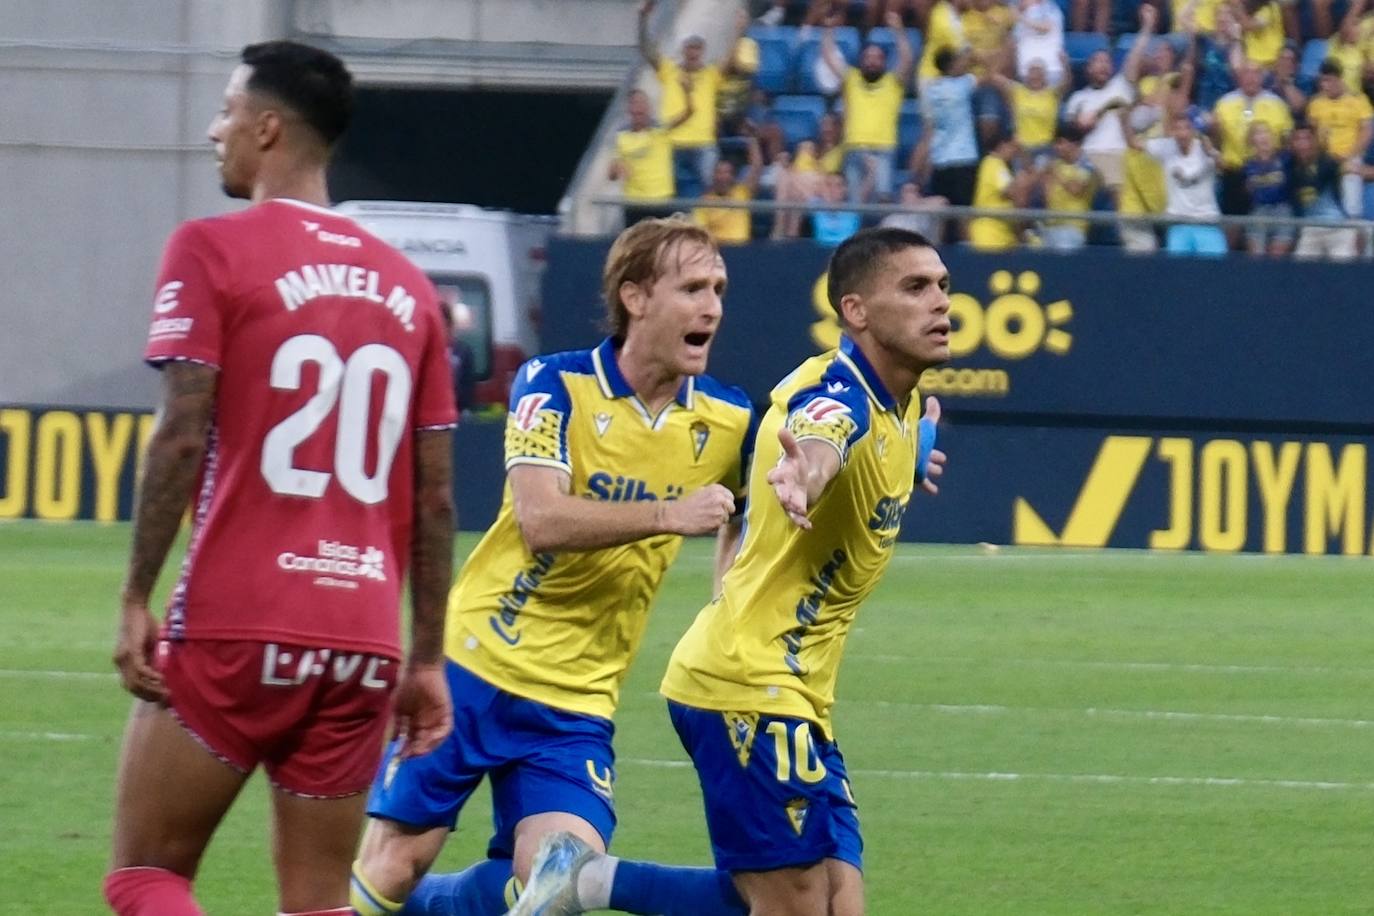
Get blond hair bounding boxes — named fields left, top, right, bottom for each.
left=601, top=215, right=719, bottom=337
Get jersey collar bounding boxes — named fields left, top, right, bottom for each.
left=836, top=335, right=897, bottom=413
left=591, top=337, right=696, bottom=409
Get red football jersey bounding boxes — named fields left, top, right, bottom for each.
left=144, top=198, right=457, bottom=658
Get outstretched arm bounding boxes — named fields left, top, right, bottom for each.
left=114, top=362, right=217, bottom=701
left=638, top=0, right=661, bottom=69
left=664, top=71, right=697, bottom=131
left=721, top=6, right=752, bottom=75
left=1123, top=3, right=1157, bottom=84
left=767, top=428, right=843, bottom=528
left=821, top=21, right=849, bottom=80
left=890, top=10, right=916, bottom=82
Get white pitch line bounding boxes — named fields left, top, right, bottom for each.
left=0, top=668, right=115, bottom=680
left=0, top=730, right=100, bottom=742
left=618, top=757, right=1374, bottom=792
left=866, top=700, right=1374, bottom=729
left=848, top=655, right=1374, bottom=676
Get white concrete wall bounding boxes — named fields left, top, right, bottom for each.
left=2, top=0, right=290, bottom=409
left=294, top=0, right=636, bottom=45
left=1, top=0, right=639, bottom=409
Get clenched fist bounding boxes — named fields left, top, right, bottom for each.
left=661, top=484, right=736, bottom=535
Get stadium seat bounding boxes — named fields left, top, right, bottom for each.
left=864, top=26, right=900, bottom=63
left=898, top=99, right=923, bottom=166
left=1064, top=31, right=1110, bottom=66
left=1300, top=38, right=1330, bottom=81
left=772, top=94, right=828, bottom=147
left=1112, top=32, right=1179, bottom=68
left=748, top=25, right=797, bottom=94
left=795, top=26, right=861, bottom=94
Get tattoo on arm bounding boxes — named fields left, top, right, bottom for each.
left=408, top=428, right=455, bottom=666
left=122, top=362, right=217, bottom=607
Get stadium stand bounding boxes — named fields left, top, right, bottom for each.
left=563, top=0, right=1374, bottom=255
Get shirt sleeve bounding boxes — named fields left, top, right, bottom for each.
left=413, top=282, right=460, bottom=431
left=144, top=221, right=228, bottom=369
left=784, top=377, right=871, bottom=467
left=504, top=357, right=574, bottom=473
left=1144, top=136, right=1174, bottom=162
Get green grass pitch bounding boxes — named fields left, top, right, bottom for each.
left=2, top=521, right=1373, bottom=914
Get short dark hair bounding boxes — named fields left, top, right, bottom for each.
left=986, top=127, right=1014, bottom=150
left=934, top=48, right=957, bottom=75
left=241, top=41, right=353, bottom=146
left=1055, top=122, right=1085, bottom=144
left=826, top=227, right=936, bottom=321
left=1318, top=58, right=1343, bottom=78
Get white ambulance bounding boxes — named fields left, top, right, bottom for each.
left=335, top=200, right=556, bottom=409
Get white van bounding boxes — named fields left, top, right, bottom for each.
left=335, top=200, right=556, bottom=409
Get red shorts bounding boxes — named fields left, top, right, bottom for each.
left=158, top=639, right=398, bottom=798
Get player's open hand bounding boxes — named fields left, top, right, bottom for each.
left=768, top=428, right=813, bottom=528
left=112, top=605, right=167, bottom=703
left=663, top=484, right=736, bottom=536
left=392, top=662, right=452, bottom=759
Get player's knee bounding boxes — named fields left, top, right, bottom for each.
left=743, top=867, right=828, bottom=916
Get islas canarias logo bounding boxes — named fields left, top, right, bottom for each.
left=810, top=269, right=1073, bottom=398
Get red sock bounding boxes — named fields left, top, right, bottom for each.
left=103, top=867, right=204, bottom=916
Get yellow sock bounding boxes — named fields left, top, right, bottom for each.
left=504, top=875, right=524, bottom=908
left=350, top=861, right=403, bottom=915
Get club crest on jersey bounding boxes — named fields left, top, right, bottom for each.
left=594, top=412, right=613, bottom=437
left=525, top=358, right=547, bottom=382
left=513, top=393, right=552, bottom=432
left=785, top=797, right=810, bottom=836
left=801, top=397, right=851, bottom=424
left=876, top=434, right=888, bottom=457
left=723, top=711, right=760, bottom=768
left=690, top=420, right=710, bottom=462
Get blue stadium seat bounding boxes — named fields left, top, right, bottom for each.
left=857, top=27, right=924, bottom=71
left=748, top=25, right=797, bottom=94
left=898, top=99, right=923, bottom=166
left=1112, top=32, right=1177, bottom=68
left=1064, top=31, right=1110, bottom=66
left=795, top=26, right=861, bottom=94
left=772, top=94, right=827, bottom=146
left=1300, top=38, right=1330, bottom=81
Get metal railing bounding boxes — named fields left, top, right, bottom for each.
left=586, top=195, right=1374, bottom=234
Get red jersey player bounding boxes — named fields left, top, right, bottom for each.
left=104, top=41, right=456, bottom=916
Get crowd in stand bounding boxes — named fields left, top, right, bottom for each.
left=610, top=0, right=1374, bottom=258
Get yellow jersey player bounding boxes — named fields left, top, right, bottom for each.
left=510, top=227, right=951, bottom=916
left=350, top=216, right=757, bottom=916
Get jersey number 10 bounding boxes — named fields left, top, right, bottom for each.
left=261, top=334, right=412, bottom=505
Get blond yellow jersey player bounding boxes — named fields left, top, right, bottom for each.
left=350, top=216, right=757, bottom=916
left=510, top=227, right=951, bottom=916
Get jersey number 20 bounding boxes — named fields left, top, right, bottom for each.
left=261, top=334, right=411, bottom=505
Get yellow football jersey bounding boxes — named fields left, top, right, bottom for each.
left=661, top=336, right=926, bottom=737
left=446, top=337, right=756, bottom=720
